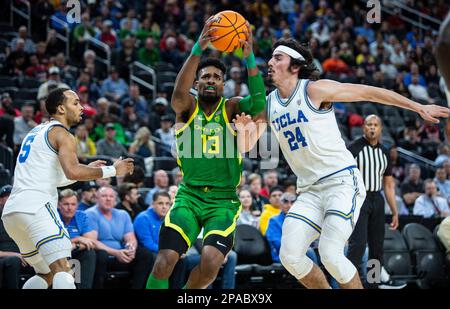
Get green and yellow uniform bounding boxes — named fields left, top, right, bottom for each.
left=166, top=97, right=242, bottom=249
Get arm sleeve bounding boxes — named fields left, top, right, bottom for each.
left=238, top=72, right=266, bottom=116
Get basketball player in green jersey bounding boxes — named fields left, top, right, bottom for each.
left=146, top=16, right=266, bottom=289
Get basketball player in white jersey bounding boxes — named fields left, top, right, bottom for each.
left=234, top=38, right=449, bottom=288
left=1, top=88, right=134, bottom=289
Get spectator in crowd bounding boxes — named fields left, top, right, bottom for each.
left=97, top=20, right=119, bottom=50
left=57, top=189, right=97, bottom=289
left=260, top=186, right=283, bottom=236
left=116, top=183, right=143, bottom=221
left=101, top=67, right=129, bottom=102
left=247, top=173, right=269, bottom=214
left=37, top=67, right=70, bottom=100
left=160, top=36, right=184, bottom=71
left=0, top=92, right=21, bottom=118
left=389, top=146, right=405, bottom=182
left=260, top=170, right=279, bottom=199
left=120, top=100, right=142, bottom=134
left=398, top=126, right=423, bottom=155
left=128, top=127, right=156, bottom=159
left=0, top=115, right=14, bottom=150
left=148, top=97, right=170, bottom=133
left=237, top=189, right=260, bottom=228
left=113, top=34, right=138, bottom=79
left=144, top=170, right=170, bottom=206
left=11, top=26, right=36, bottom=54
left=0, top=185, right=26, bottom=289
left=138, top=37, right=160, bottom=67
left=413, top=179, right=449, bottom=218
left=435, top=167, right=450, bottom=201
left=171, top=167, right=183, bottom=186
left=401, top=164, right=424, bottom=212
left=122, top=85, right=149, bottom=124
left=75, top=124, right=97, bottom=162
left=78, top=181, right=98, bottom=212
left=96, top=123, right=128, bottom=160
left=435, top=144, right=450, bottom=167
left=85, top=187, right=153, bottom=289
left=223, top=67, right=249, bottom=98
left=266, top=192, right=318, bottom=264
left=408, top=76, right=434, bottom=103
left=134, top=191, right=171, bottom=263
left=155, top=115, right=175, bottom=157
left=13, top=103, right=37, bottom=148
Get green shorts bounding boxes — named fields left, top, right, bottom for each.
left=164, top=182, right=241, bottom=249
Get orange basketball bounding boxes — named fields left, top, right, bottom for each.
left=210, top=11, right=248, bottom=53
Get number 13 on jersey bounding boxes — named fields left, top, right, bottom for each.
left=283, top=126, right=307, bottom=151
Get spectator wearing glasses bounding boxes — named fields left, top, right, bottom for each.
left=413, top=179, right=449, bottom=218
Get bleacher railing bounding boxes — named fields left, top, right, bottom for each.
left=48, top=15, right=70, bottom=58
left=10, top=0, right=31, bottom=35
left=397, top=147, right=437, bottom=178
left=87, top=37, right=111, bottom=73
left=130, top=61, right=157, bottom=100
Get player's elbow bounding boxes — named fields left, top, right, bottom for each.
left=64, top=169, right=79, bottom=180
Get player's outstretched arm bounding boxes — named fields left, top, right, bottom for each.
left=308, top=79, right=450, bottom=123
left=233, top=112, right=267, bottom=153
left=233, top=22, right=266, bottom=117
left=50, top=126, right=134, bottom=181
left=172, top=16, right=218, bottom=114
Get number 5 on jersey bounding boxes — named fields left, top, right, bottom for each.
left=18, top=135, right=36, bottom=163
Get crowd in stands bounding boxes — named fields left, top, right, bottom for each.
left=1, top=0, right=450, bottom=288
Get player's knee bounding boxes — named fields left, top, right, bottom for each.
left=153, top=250, right=179, bottom=278
left=52, top=271, right=76, bottom=289
left=49, top=258, right=71, bottom=274
left=318, top=242, right=356, bottom=284
left=279, top=244, right=312, bottom=279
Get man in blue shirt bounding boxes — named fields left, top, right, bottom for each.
left=134, top=191, right=171, bottom=255
left=86, top=186, right=153, bottom=289
left=77, top=181, right=98, bottom=212
left=57, top=189, right=97, bottom=289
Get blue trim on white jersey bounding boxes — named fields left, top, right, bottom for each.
left=286, top=212, right=322, bottom=234
left=44, top=123, right=68, bottom=154
left=304, top=80, right=334, bottom=114
left=267, top=95, right=272, bottom=121
left=318, top=165, right=357, bottom=182
left=275, top=79, right=301, bottom=107
left=324, top=169, right=359, bottom=228
left=21, top=203, right=70, bottom=258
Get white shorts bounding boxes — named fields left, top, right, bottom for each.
left=1, top=202, right=72, bottom=273
left=287, top=167, right=366, bottom=238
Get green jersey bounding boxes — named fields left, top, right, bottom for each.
left=175, top=97, right=243, bottom=188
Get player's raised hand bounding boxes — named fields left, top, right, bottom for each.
left=88, top=160, right=107, bottom=168
left=114, top=157, right=134, bottom=177
left=199, top=15, right=219, bottom=50
left=240, top=21, right=253, bottom=58
left=417, top=104, right=450, bottom=123
left=233, top=112, right=256, bottom=132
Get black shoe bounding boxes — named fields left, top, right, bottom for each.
left=378, top=279, right=407, bottom=289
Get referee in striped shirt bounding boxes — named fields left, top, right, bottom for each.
left=347, top=114, right=399, bottom=287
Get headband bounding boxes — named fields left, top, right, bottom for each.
left=273, top=45, right=306, bottom=61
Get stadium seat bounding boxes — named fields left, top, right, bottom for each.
left=20, top=77, right=41, bottom=89
left=350, top=126, right=364, bottom=139
left=402, top=223, right=447, bottom=288
left=152, top=156, right=178, bottom=172
left=0, top=75, right=17, bottom=88
left=153, top=61, right=176, bottom=73
left=383, top=224, right=414, bottom=279
left=234, top=225, right=272, bottom=265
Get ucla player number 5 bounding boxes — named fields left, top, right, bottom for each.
left=18, top=135, right=36, bottom=163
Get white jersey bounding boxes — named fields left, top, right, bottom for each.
left=3, top=120, right=74, bottom=215
left=267, top=79, right=357, bottom=192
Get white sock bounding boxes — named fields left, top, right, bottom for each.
left=52, top=272, right=76, bottom=289
left=22, top=275, right=49, bottom=289
left=380, top=266, right=390, bottom=282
